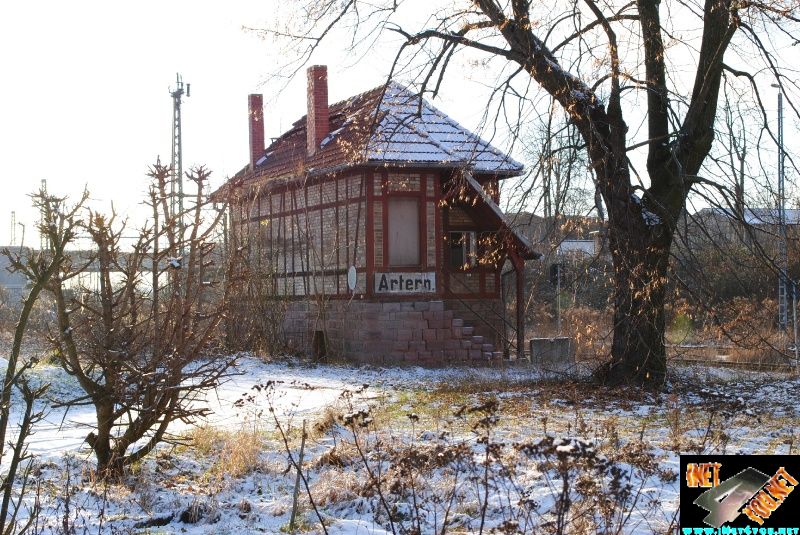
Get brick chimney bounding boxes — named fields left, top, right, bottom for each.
left=306, top=65, right=329, bottom=156
left=248, top=94, right=265, bottom=169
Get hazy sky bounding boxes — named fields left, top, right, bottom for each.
left=0, top=1, right=413, bottom=247
left=1, top=2, right=793, bottom=249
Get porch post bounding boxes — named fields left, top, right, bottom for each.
left=515, top=256, right=525, bottom=360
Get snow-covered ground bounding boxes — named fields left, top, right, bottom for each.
left=1, top=349, right=797, bottom=534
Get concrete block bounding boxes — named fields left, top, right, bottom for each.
left=344, top=340, right=364, bottom=352
left=529, top=337, right=575, bottom=373
left=393, top=340, right=409, bottom=351
left=444, top=339, right=461, bottom=351
left=427, top=340, right=445, bottom=351
left=397, top=329, right=413, bottom=341
left=403, top=352, right=419, bottom=362
left=387, top=351, right=406, bottom=361
left=409, top=341, right=427, bottom=352
left=363, top=302, right=382, bottom=313
left=403, top=320, right=424, bottom=331
left=365, top=340, right=393, bottom=353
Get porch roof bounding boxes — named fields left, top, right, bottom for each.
left=457, top=172, right=542, bottom=262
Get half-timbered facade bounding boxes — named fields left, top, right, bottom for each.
left=220, top=66, right=539, bottom=363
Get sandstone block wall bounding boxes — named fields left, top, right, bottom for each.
left=281, top=299, right=505, bottom=364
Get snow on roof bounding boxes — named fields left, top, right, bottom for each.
left=743, top=208, right=800, bottom=226
left=239, top=81, right=523, bottom=185
left=365, top=82, right=522, bottom=173
left=697, top=207, right=800, bottom=226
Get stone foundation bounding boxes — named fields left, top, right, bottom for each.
left=281, top=299, right=504, bottom=364
left=443, top=299, right=506, bottom=350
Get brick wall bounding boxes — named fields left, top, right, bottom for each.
left=243, top=173, right=367, bottom=297
left=306, top=66, right=329, bottom=156
left=447, top=206, right=476, bottom=229
left=281, top=299, right=505, bottom=364
left=443, top=298, right=506, bottom=349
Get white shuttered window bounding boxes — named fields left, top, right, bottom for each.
left=388, top=198, right=421, bottom=266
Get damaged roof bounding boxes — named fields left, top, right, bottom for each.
left=240, top=81, right=524, bottom=184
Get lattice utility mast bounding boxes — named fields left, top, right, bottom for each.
left=40, top=179, right=48, bottom=252
left=10, top=211, right=15, bottom=246
left=169, top=73, right=190, bottom=221
left=777, top=90, right=788, bottom=333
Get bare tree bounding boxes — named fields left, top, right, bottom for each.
left=0, top=190, right=86, bottom=534
left=257, top=0, right=799, bottom=386
left=43, top=164, right=242, bottom=478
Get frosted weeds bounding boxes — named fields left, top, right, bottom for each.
left=1, top=353, right=796, bottom=533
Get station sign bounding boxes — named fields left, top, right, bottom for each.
left=374, top=272, right=436, bottom=294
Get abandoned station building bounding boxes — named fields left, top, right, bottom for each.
left=220, top=66, right=539, bottom=363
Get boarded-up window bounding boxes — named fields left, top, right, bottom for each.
left=388, top=198, right=420, bottom=266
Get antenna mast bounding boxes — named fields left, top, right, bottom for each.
left=775, top=87, right=788, bottom=334
left=40, top=179, right=48, bottom=252
left=10, top=211, right=15, bottom=246
left=169, top=73, right=190, bottom=222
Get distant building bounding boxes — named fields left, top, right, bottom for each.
left=0, top=246, right=29, bottom=302
left=559, top=240, right=596, bottom=257
left=216, top=66, right=540, bottom=363
left=509, top=212, right=604, bottom=259
left=684, top=208, right=800, bottom=249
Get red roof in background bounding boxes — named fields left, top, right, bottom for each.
left=234, top=81, right=524, bottom=189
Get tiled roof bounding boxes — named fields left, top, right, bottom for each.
left=239, top=82, right=523, bottom=186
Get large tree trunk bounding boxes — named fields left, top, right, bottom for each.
left=602, top=223, right=673, bottom=387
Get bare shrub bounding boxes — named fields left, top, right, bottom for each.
left=42, top=164, right=244, bottom=479
left=312, top=394, right=657, bottom=535
left=0, top=189, right=87, bottom=535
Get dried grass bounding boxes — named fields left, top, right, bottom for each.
left=309, top=468, right=360, bottom=506
left=186, top=424, right=266, bottom=480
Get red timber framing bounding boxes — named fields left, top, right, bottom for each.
left=220, top=66, right=540, bottom=363
left=244, top=171, right=369, bottom=298
left=370, top=170, right=441, bottom=295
